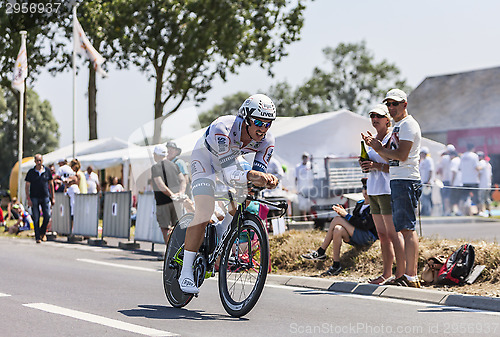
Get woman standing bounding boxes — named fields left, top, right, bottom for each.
left=359, top=104, right=405, bottom=284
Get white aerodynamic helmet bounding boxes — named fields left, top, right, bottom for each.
left=238, top=94, right=276, bottom=120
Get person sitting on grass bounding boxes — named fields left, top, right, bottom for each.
left=6, top=204, right=33, bottom=234
left=301, top=178, right=378, bottom=276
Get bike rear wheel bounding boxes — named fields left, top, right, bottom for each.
left=218, top=214, right=269, bottom=317
left=163, top=213, right=194, bottom=308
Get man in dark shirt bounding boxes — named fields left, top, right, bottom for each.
left=25, top=154, right=55, bottom=243
left=151, top=144, right=186, bottom=244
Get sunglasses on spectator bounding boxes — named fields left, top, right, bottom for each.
left=385, top=101, right=405, bottom=107
left=370, top=113, right=387, bottom=119
left=249, top=117, right=272, bottom=128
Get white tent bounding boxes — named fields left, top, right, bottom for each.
left=20, top=137, right=135, bottom=173
left=22, top=111, right=444, bottom=200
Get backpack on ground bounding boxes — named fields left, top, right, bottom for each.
left=437, top=243, right=475, bottom=286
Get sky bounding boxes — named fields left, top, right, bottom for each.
left=32, top=0, right=500, bottom=148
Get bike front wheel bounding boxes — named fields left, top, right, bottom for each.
left=163, top=213, right=194, bottom=308
left=218, top=214, right=269, bottom=317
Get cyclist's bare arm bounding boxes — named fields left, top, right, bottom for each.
left=247, top=170, right=279, bottom=189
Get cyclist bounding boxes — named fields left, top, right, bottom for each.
left=179, top=94, right=279, bottom=294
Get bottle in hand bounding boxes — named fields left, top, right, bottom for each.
left=359, top=141, right=371, bottom=173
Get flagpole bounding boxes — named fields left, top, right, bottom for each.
left=17, top=30, right=27, bottom=202
left=72, top=5, right=78, bottom=158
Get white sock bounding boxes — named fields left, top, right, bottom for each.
left=180, top=250, right=197, bottom=280
left=216, top=214, right=233, bottom=241
left=404, top=274, right=417, bottom=281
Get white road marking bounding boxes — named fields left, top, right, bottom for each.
left=0, top=293, right=11, bottom=297
left=77, top=258, right=161, bottom=273
left=23, top=303, right=177, bottom=336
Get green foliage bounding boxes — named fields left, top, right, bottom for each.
left=0, top=1, right=68, bottom=96
left=0, top=87, right=59, bottom=188
left=108, top=0, right=307, bottom=142
left=197, top=91, right=250, bottom=127
left=301, top=41, right=410, bottom=115
left=205, top=41, right=411, bottom=118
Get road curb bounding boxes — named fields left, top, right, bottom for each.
left=267, top=274, right=500, bottom=312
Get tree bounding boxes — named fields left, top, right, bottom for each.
left=300, top=41, right=410, bottom=115
left=110, top=0, right=307, bottom=143
left=0, top=87, right=59, bottom=188
left=197, top=91, right=250, bottom=127
left=205, top=41, right=410, bottom=119
left=0, top=2, right=68, bottom=97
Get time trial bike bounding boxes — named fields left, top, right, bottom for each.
left=163, top=185, right=287, bottom=317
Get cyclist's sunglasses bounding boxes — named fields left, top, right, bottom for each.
left=385, top=101, right=405, bottom=107
left=248, top=117, right=272, bottom=128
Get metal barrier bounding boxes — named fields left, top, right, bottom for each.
left=52, top=193, right=71, bottom=235
left=73, top=194, right=99, bottom=237
left=134, top=192, right=164, bottom=244
left=102, top=191, right=131, bottom=239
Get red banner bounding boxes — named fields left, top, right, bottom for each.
left=447, top=127, right=500, bottom=155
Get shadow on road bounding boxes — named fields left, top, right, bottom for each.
left=119, top=304, right=247, bottom=321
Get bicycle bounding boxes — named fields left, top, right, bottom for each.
left=163, top=185, right=288, bottom=317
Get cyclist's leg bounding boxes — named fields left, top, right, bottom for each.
left=179, top=177, right=215, bottom=294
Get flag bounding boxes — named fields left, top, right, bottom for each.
left=12, top=36, right=28, bottom=93
left=73, top=15, right=107, bottom=77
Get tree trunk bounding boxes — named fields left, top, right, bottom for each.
left=88, top=64, right=97, bottom=140
left=152, top=68, right=164, bottom=145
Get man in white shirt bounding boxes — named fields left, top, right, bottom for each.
left=85, top=166, right=100, bottom=194
left=55, top=158, right=75, bottom=192
left=295, top=152, right=314, bottom=221
left=437, top=144, right=455, bottom=215
left=419, top=147, right=434, bottom=216
left=449, top=150, right=463, bottom=215
left=476, top=151, right=493, bottom=217
left=460, top=143, right=480, bottom=209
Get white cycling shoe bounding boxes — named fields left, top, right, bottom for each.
left=179, top=276, right=199, bottom=294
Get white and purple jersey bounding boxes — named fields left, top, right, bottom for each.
left=191, top=115, right=275, bottom=195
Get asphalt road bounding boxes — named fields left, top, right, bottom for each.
left=2, top=237, right=500, bottom=337
left=419, top=218, right=500, bottom=242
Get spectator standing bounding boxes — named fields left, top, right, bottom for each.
left=449, top=150, right=463, bottom=215
left=65, top=176, right=80, bottom=224
left=477, top=151, right=493, bottom=217
left=363, top=88, right=422, bottom=288
left=70, top=159, right=88, bottom=194
left=460, top=143, right=480, bottom=211
left=55, top=158, right=75, bottom=192
left=301, top=178, right=378, bottom=276
left=295, top=152, right=314, bottom=221
left=85, top=166, right=100, bottom=194
left=166, top=141, right=189, bottom=196
left=25, top=154, right=55, bottom=243
left=359, top=104, right=405, bottom=285
left=419, top=147, right=434, bottom=216
left=151, top=144, right=186, bottom=244
left=437, top=144, right=455, bottom=216
left=109, top=177, right=124, bottom=192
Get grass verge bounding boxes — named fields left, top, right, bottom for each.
left=269, top=229, right=500, bottom=297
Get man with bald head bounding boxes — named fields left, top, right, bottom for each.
left=25, top=154, right=55, bottom=243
